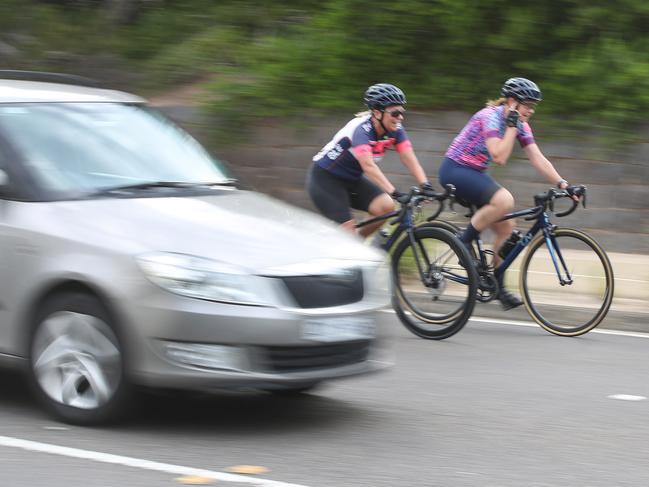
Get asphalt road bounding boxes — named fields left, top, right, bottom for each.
left=1, top=314, right=649, bottom=487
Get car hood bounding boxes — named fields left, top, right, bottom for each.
left=42, top=190, right=384, bottom=271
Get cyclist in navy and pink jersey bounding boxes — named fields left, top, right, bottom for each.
left=307, top=83, right=433, bottom=237
left=439, top=77, right=571, bottom=310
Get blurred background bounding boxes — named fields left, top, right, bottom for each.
left=2, top=0, right=647, bottom=267
left=0, top=5, right=646, bottom=484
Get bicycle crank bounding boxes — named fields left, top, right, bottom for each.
left=476, top=272, right=499, bottom=303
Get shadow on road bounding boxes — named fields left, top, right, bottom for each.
left=0, top=369, right=31, bottom=400
left=0, top=369, right=49, bottom=419
left=124, top=386, right=368, bottom=434
left=0, top=370, right=375, bottom=431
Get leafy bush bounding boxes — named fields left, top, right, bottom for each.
left=203, top=0, right=649, bottom=140
left=6, top=1, right=649, bottom=143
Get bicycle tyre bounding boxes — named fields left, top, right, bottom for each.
left=392, top=226, right=478, bottom=340
left=419, top=220, right=477, bottom=259
left=520, top=227, right=614, bottom=336
left=418, top=220, right=462, bottom=235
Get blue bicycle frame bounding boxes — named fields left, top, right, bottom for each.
left=494, top=207, right=572, bottom=285
left=448, top=204, right=573, bottom=287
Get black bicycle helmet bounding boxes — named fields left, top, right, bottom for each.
left=364, top=83, right=407, bottom=110
left=501, top=77, right=542, bottom=102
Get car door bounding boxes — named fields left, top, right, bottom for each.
left=0, top=130, right=46, bottom=357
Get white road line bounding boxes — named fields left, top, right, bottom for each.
left=469, top=316, right=649, bottom=339
left=607, top=394, right=647, bottom=401
left=0, top=435, right=310, bottom=487
left=381, top=308, right=649, bottom=339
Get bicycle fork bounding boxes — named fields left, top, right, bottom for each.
left=544, top=227, right=573, bottom=286
left=407, top=228, right=438, bottom=285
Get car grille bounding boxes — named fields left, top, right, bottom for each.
left=278, top=269, right=364, bottom=308
left=259, top=341, right=371, bottom=372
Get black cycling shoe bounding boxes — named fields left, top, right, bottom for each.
left=497, top=288, right=523, bottom=311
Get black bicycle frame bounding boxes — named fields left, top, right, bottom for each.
left=356, top=201, right=431, bottom=280
left=355, top=202, right=416, bottom=251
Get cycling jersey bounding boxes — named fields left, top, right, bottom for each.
left=445, top=105, right=535, bottom=171
left=313, top=115, right=412, bottom=181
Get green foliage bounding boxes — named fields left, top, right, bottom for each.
left=7, top=0, right=649, bottom=142
left=204, top=0, right=649, bottom=140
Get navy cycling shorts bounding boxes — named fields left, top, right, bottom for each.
left=306, top=164, right=385, bottom=224
left=439, top=157, right=501, bottom=207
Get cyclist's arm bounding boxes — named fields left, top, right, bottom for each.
left=485, top=128, right=518, bottom=165
left=353, top=148, right=396, bottom=194
left=398, top=147, right=428, bottom=186
left=524, top=143, right=567, bottom=188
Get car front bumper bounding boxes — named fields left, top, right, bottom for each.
left=119, top=286, right=393, bottom=390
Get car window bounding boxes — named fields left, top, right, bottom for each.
left=0, top=103, right=231, bottom=194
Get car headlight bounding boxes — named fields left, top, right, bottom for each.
left=136, top=252, right=271, bottom=306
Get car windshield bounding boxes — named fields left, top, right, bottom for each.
left=0, top=103, right=232, bottom=195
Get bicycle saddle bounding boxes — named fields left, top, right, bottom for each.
left=453, top=197, right=476, bottom=218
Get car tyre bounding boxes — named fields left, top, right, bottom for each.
left=28, top=292, right=132, bottom=425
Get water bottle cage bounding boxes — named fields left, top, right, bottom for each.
left=498, top=231, right=522, bottom=259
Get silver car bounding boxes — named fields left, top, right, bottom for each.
left=0, top=74, right=391, bottom=424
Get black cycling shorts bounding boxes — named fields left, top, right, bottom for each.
left=306, top=164, right=385, bottom=224
left=439, top=157, right=502, bottom=207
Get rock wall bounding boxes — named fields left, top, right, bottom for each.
left=162, top=107, right=649, bottom=254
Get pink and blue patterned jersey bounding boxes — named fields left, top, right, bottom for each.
left=445, top=105, right=535, bottom=171
left=313, top=115, right=412, bottom=180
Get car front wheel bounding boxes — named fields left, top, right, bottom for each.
left=29, top=292, right=131, bottom=425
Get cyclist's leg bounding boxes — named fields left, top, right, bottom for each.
left=489, top=216, right=523, bottom=309
left=470, top=188, right=514, bottom=237
left=491, top=218, right=516, bottom=266
left=306, top=164, right=355, bottom=232
left=351, top=177, right=393, bottom=237
left=473, top=189, right=522, bottom=309
left=484, top=192, right=515, bottom=265
left=439, top=158, right=504, bottom=242
left=440, top=159, right=520, bottom=309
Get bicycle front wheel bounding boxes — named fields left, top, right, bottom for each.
left=520, top=227, right=614, bottom=336
left=392, top=226, right=478, bottom=340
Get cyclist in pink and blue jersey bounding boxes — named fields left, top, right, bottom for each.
left=307, top=83, right=432, bottom=237
left=439, top=77, right=571, bottom=310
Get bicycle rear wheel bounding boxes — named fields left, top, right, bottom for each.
left=392, top=226, right=478, bottom=340
left=520, top=227, right=614, bottom=336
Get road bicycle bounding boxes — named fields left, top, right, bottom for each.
left=356, top=185, right=478, bottom=340
left=419, top=185, right=614, bottom=336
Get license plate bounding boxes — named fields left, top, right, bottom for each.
left=302, top=316, right=375, bottom=342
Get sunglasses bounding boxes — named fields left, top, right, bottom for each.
left=386, top=109, right=406, bottom=118
left=519, top=101, right=538, bottom=110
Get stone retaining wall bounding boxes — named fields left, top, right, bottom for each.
left=161, top=107, right=649, bottom=254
